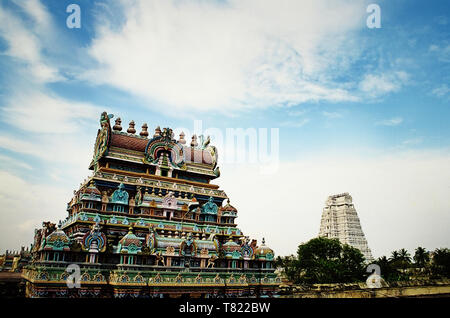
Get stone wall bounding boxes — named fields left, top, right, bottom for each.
left=279, top=279, right=450, bottom=298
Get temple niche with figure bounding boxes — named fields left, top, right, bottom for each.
left=22, top=112, right=279, bottom=298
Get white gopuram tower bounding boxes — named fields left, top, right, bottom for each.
left=319, top=193, right=373, bottom=262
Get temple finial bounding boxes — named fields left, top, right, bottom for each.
left=113, top=117, right=122, bottom=131
left=179, top=131, right=186, bottom=144
left=140, top=123, right=149, bottom=137
left=191, top=134, right=198, bottom=147
left=127, top=120, right=136, bottom=134
left=154, top=126, right=161, bottom=138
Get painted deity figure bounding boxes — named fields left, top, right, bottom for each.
left=181, top=233, right=196, bottom=257
left=240, top=236, right=250, bottom=245
left=135, top=186, right=143, bottom=206
left=202, top=197, right=218, bottom=214
left=161, top=127, right=174, bottom=140
left=101, top=191, right=109, bottom=203
left=207, top=255, right=217, bottom=268
left=185, top=232, right=193, bottom=247
left=93, top=112, right=113, bottom=165
left=146, top=227, right=156, bottom=252
left=155, top=251, right=165, bottom=266
left=91, top=222, right=100, bottom=233
left=111, top=183, right=129, bottom=204
left=32, top=229, right=43, bottom=253
left=42, top=221, right=56, bottom=238
left=97, top=115, right=108, bottom=146
left=99, top=111, right=112, bottom=127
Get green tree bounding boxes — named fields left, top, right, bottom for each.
left=294, top=237, right=366, bottom=284
left=374, top=249, right=414, bottom=282
left=389, top=249, right=411, bottom=271
left=389, top=250, right=400, bottom=262
left=376, top=255, right=390, bottom=269
left=413, top=247, right=429, bottom=267
left=339, top=244, right=367, bottom=283
left=375, top=246, right=450, bottom=282
left=398, top=248, right=412, bottom=270
left=398, top=248, right=411, bottom=263
left=275, top=255, right=300, bottom=283
left=374, top=255, right=405, bottom=282
left=431, top=248, right=450, bottom=278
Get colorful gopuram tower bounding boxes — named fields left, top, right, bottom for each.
left=23, top=112, right=279, bottom=298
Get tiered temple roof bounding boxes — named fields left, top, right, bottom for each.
left=23, top=112, right=279, bottom=298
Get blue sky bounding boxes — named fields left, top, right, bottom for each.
left=0, top=0, right=449, bottom=257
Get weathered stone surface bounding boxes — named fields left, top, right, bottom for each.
left=280, top=279, right=450, bottom=298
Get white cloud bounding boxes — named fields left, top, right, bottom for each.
left=0, top=154, right=33, bottom=170
left=429, top=44, right=439, bottom=52
left=0, top=170, right=71, bottom=252
left=0, top=3, right=61, bottom=83
left=280, top=118, right=310, bottom=128
left=12, top=0, right=52, bottom=30
left=85, top=0, right=366, bottom=112
left=428, top=44, right=450, bottom=62
left=376, top=117, right=403, bottom=126
left=322, top=111, right=343, bottom=119
left=0, top=90, right=105, bottom=251
left=1, top=90, right=103, bottom=134
left=402, top=137, right=424, bottom=145
left=220, top=150, right=450, bottom=258
left=359, top=71, right=409, bottom=98
left=0, top=133, right=95, bottom=178
left=432, top=84, right=450, bottom=97
left=0, top=89, right=108, bottom=195
left=0, top=91, right=108, bottom=253
left=287, top=109, right=308, bottom=117
left=0, top=1, right=110, bottom=184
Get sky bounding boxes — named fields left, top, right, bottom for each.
left=0, top=0, right=449, bottom=259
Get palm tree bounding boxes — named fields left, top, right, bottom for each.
left=377, top=256, right=389, bottom=266
left=413, top=247, right=429, bottom=267
left=389, top=249, right=411, bottom=272
left=398, top=248, right=411, bottom=263
left=431, top=248, right=450, bottom=278
left=375, top=256, right=390, bottom=277
left=389, top=250, right=400, bottom=262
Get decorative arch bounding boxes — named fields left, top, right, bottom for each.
left=81, top=223, right=107, bottom=252
left=241, top=244, right=254, bottom=260
left=82, top=231, right=107, bottom=253
left=144, top=130, right=185, bottom=168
